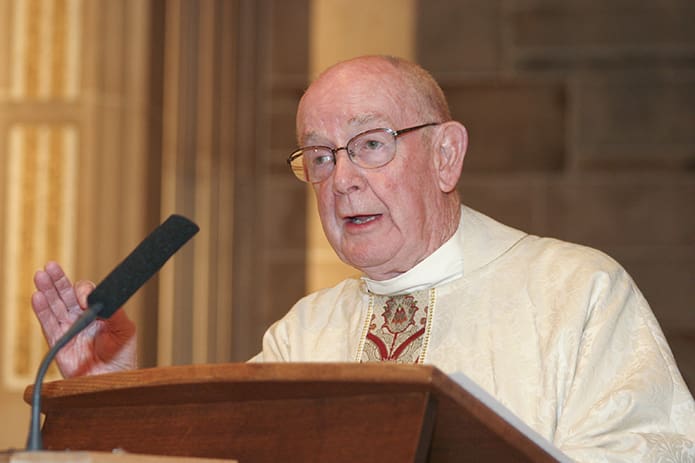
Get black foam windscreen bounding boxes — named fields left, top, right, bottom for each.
left=87, top=214, right=199, bottom=319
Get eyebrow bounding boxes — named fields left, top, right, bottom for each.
left=300, top=114, right=390, bottom=146
left=348, top=114, right=385, bottom=126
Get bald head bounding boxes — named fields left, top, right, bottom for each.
left=298, top=56, right=451, bottom=143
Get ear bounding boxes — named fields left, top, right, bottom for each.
left=432, top=121, right=467, bottom=193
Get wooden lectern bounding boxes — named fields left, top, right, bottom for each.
left=25, top=363, right=569, bottom=463
left=2, top=451, right=234, bottom=463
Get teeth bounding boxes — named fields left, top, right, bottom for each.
left=350, top=215, right=376, bottom=224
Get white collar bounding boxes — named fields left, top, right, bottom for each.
left=361, top=214, right=465, bottom=296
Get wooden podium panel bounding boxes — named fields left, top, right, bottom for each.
left=2, top=451, right=234, bottom=463
left=25, top=363, right=565, bottom=463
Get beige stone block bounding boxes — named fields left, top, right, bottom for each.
left=417, top=0, right=503, bottom=73
left=571, top=71, right=695, bottom=169
left=446, top=81, right=566, bottom=172
left=511, top=1, right=695, bottom=48
left=543, top=173, right=695, bottom=247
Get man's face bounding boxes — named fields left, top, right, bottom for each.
left=296, top=63, right=448, bottom=280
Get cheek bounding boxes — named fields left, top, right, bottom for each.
left=314, top=186, right=339, bottom=230
left=313, top=183, right=331, bottom=210
left=375, top=172, right=422, bottom=213
left=381, top=180, right=434, bottom=232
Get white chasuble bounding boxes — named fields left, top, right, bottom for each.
left=252, top=205, right=695, bottom=462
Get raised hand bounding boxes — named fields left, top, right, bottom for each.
left=31, top=261, right=137, bottom=378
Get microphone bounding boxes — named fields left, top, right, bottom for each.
left=87, top=215, right=200, bottom=319
left=26, top=214, right=199, bottom=451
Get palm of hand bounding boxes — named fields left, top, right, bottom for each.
left=55, top=314, right=136, bottom=377
left=32, top=262, right=136, bottom=378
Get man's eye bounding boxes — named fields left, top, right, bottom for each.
left=363, top=139, right=384, bottom=150
left=311, top=153, right=333, bottom=166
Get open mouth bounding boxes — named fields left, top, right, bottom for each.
left=347, top=214, right=380, bottom=225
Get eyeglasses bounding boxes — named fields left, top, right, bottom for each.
left=287, top=122, right=440, bottom=183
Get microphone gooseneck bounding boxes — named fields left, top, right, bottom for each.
left=25, top=214, right=199, bottom=451
left=26, top=303, right=102, bottom=450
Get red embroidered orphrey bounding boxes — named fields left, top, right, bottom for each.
left=361, top=292, right=429, bottom=363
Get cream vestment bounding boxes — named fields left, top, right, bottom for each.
left=252, top=206, right=695, bottom=462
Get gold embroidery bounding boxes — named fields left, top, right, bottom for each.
left=356, top=288, right=435, bottom=364
left=354, top=292, right=374, bottom=362
left=419, top=288, right=436, bottom=364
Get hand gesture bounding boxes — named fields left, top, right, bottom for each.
left=31, top=261, right=137, bottom=378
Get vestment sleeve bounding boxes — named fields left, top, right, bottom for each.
left=553, top=263, right=695, bottom=462
left=247, top=316, right=292, bottom=362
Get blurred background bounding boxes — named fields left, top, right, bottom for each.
left=0, top=0, right=693, bottom=449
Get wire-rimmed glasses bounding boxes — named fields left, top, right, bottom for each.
left=287, top=122, right=440, bottom=183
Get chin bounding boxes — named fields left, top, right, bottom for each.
left=341, top=251, right=394, bottom=273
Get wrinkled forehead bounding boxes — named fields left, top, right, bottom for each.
left=296, top=64, right=417, bottom=143
left=299, top=113, right=389, bottom=144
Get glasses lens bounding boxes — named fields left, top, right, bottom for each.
left=289, top=154, right=308, bottom=182
left=348, top=129, right=396, bottom=168
left=292, top=147, right=335, bottom=183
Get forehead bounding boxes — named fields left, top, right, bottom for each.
left=297, top=64, right=416, bottom=142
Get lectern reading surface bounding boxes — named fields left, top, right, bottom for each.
left=25, top=363, right=569, bottom=463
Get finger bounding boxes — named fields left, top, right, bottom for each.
left=44, top=261, right=80, bottom=311
left=31, top=291, right=65, bottom=345
left=75, top=280, right=96, bottom=309
left=33, top=269, right=70, bottom=321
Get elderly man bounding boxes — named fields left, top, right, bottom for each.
left=32, top=56, right=694, bottom=462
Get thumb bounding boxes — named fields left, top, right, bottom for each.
left=75, top=280, right=96, bottom=310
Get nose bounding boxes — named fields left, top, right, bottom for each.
left=331, top=148, right=364, bottom=194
